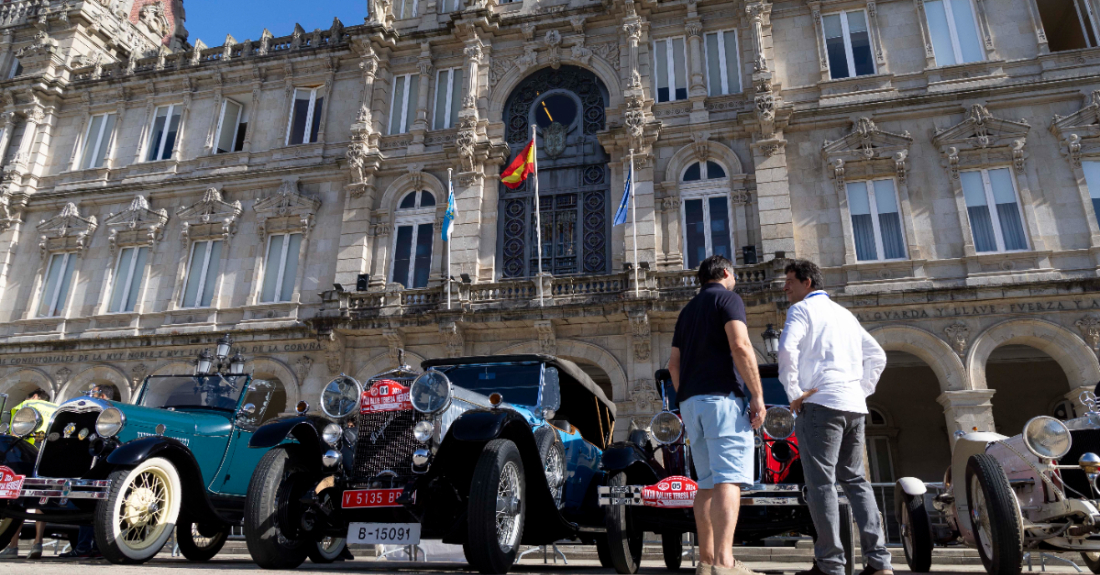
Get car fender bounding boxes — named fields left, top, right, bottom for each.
left=448, top=409, right=527, bottom=442
left=248, top=416, right=325, bottom=464
left=894, top=477, right=927, bottom=517
left=105, top=436, right=227, bottom=525
left=0, top=435, right=37, bottom=477
left=601, top=442, right=661, bottom=486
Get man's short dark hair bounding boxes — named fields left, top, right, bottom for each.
left=784, top=259, right=825, bottom=290
left=698, top=254, right=735, bottom=284
left=92, top=385, right=116, bottom=401
left=27, top=389, right=46, bottom=400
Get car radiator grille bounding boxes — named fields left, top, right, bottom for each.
left=352, top=409, right=424, bottom=483
left=37, top=410, right=100, bottom=478
left=1060, top=428, right=1100, bottom=498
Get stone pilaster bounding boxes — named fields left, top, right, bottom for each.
left=408, top=43, right=432, bottom=153
left=937, top=389, right=996, bottom=447
left=0, top=112, right=16, bottom=163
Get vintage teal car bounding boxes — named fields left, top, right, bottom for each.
left=0, top=372, right=345, bottom=564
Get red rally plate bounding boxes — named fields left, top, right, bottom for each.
left=641, top=475, right=698, bottom=508
left=0, top=466, right=25, bottom=500
left=362, top=380, right=412, bottom=414
left=342, top=488, right=404, bottom=509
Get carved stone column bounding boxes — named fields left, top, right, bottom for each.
left=11, top=107, right=43, bottom=172
left=937, top=389, right=996, bottom=448
left=409, top=43, right=433, bottom=152
left=0, top=112, right=17, bottom=164
left=243, top=69, right=264, bottom=152
left=368, top=219, right=392, bottom=289
left=172, top=82, right=194, bottom=162
left=107, top=87, right=129, bottom=169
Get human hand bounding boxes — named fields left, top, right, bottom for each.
left=749, top=397, right=766, bottom=430
left=790, top=388, right=818, bottom=415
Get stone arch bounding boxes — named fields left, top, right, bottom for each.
left=869, top=325, right=968, bottom=391
left=150, top=361, right=195, bottom=377
left=664, top=141, right=745, bottom=183
left=967, top=318, right=1100, bottom=391
left=61, top=365, right=131, bottom=403
left=353, top=349, right=428, bottom=384
left=378, top=172, right=448, bottom=215
left=495, top=339, right=628, bottom=403
left=0, top=368, right=56, bottom=405
left=488, top=60, right=624, bottom=125
left=247, top=356, right=299, bottom=417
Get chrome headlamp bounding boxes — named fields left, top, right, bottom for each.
left=10, top=406, right=41, bottom=438
left=410, top=370, right=452, bottom=415
left=320, top=375, right=362, bottom=419
left=763, top=407, right=795, bottom=440
left=648, top=411, right=683, bottom=445
left=321, top=423, right=342, bottom=447
left=95, top=407, right=125, bottom=438
left=1022, top=415, right=1072, bottom=460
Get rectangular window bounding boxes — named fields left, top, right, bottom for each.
left=391, top=223, right=434, bottom=289
left=108, top=246, right=150, bottom=313
left=181, top=240, right=223, bottom=308
left=822, top=10, right=876, bottom=79
left=1082, top=161, right=1100, bottom=224
left=846, top=179, right=907, bottom=261
left=704, top=30, right=742, bottom=96
left=396, top=0, right=417, bottom=18
left=683, top=195, right=733, bottom=269
left=924, top=0, right=985, bottom=66
left=260, top=233, right=302, bottom=303
left=442, top=0, right=462, bottom=10
left=433, top=67, right=464, bottom=130
left=79, top=113, right=117, bottom=170
left=215, top=99, right=247, bottom=154
left=1039, top=0, right=1100, bottom=51
left=145, top=104, right=182, bottom=162
left=286, top=88, right=324, bottom=145
left=389, top=73, right=419, bottom=135
left=653, top=37, right=688, bottom=103
left=960, top=167, right=1028, bottom=253
left=867, top=436, right=895, bottom=483
left=37, top=252, right=77, bottom=317
left=8, top=59, right=21, bottom=79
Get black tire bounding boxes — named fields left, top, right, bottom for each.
left=596, top=537, right=614, bottom=568
left=466, top=439, right=526, bottom=574
left=605, top=471, right=643, bottom=574
left=898, top=491, right=933, bottom=572
left=839, top=504, right=855, bottom=575
left=965, top=453, right=1024, bottom=575
left=662, top=533, right=683, bottom=571
left=307, top=537, right=347, bottom=564
left=176, top=522, right=229, bottom=562
left=1081, top=552, right=1100, bottom=574
left=535, top=428, right=565, bottom=509
left=244, top=446, right=311, bottom=570
left=0, top=515, right=19, bottom=552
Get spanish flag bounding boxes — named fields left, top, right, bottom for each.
left=501, top=139, right=536, bottom=189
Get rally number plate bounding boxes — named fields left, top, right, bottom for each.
left=347, top=522, right=421, bottom=545
left=341, top=488, right=403, bottom=509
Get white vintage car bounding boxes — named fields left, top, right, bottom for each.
left=896, top=394, right=1100, bottom=575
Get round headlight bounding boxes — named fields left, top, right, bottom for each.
left=763, top=407, right=795, bottom=440
left=95, top=407, right=125, bottom=438
left=321, top=423, right=342, bottom=447
left=413, top=420, right=434, bottom=443
left=1023, top=415, right=1072, bottom=460
left=320, top=376, right=362, bottom=419
left=10, top=406, right=40, bottom=438
left=410, top=370, right=452, bottom=415
left=648, top=411, right=683, bottom=445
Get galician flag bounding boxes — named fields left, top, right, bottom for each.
left=501, top=138, right=536, bottom=189
left=613, top=164, right=632, bottom=226
left=442, top=176, right=457, bottom=241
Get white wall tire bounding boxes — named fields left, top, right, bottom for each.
left=95, top=457, right=183, bottom=564
left=307, top=537, right=347, bottom=563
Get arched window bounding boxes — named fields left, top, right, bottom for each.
left=391, top=191, right=436, bottom=289
left=867, top=407, right=887, bottom=426
left=680, top=160, right=733, bottom=269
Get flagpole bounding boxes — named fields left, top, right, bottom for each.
left=630, top=148, right=638, bottom=297
left=532, top=125, right=543, bottom=307
left=446, top=168, right=452, bottom=310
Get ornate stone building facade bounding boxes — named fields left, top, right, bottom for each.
left=3, top=0, right=1100, bottom=480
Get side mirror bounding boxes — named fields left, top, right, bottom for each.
left=542, top=367, right=561, bottom=415
left=239, top=403, right=257, bottom=417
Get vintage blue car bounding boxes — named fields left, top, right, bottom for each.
left=245, top=353, right=616, bottom=574
left=0, top=371, right=346, bottom=564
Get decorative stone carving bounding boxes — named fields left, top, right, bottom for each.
left=253, top=177, right=322, bottom=241
left=103, top=195, right=169, bottom=253
left=629, top=313, right=651, bottom=361
left=440, top=321, right=464, bottom=358
left=38, top=203, right=97, bottom=256
left=56, top=367, right=72, bottom=385
left=295, top=356, right=313, bottom=383
left=522, top=23, right=536, bottom=41
left=628, top=379, right=661, bottom=415
left=131, top=363, right=148, bottom=387
left=570, top=39, right=591, bottom=66
left=754, top=82, right=777, bottom=138
left=534, top=320, right=556, bottom=355
left=1077, top=316, right=1100, bottom=355
left=175, top=188, right=243, bottom=246
left=383, top=329, right=405, bottom=366
left=691, top=132, right=710, bottom=163
left=944, top=323, right=970, bottom=357
left=544, top=30, right=562, bottom=70
left=1052, top=90, right=1100, bottom=167
left=822, top=116, right=913, bottom=186
left=933, top=104, right=1030, bottom=176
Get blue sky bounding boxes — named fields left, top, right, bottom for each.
left=182, top=1, right=366, bottom=46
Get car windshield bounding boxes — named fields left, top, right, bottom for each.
left=760, top=376, right=789, bottom=406
left=437, top=363, right=542, bottom=407
left=137, top=374, right=246, bottom=411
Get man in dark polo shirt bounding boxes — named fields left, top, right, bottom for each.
left=669, top=255, right=766, bottom=575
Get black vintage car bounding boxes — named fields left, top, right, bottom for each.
left=599, top=366, right=854, bottom=574
left=244, top=354, right=616, bottom=574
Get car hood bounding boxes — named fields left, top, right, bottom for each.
left=113, top=403, right=233, bottom=439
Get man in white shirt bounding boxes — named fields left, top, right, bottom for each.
left=777, top=260, right=892, bottom=575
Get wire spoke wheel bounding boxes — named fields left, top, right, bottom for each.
left=495, top=461, right=522, bottom=552
left=119, top=468, right=171, bottom=549
left=543, top=446, right=564, bottom=508
left=96, top=457, right=182, bottom=564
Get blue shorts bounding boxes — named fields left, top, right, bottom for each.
left=680, top=392, right=754, bottom=490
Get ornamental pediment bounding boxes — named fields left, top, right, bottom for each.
left=38, top=202, right=97, bottom=255
left=932, top=104, right=1030, bottom=151
left=1051, top=91, right=1100, bottom=166
left=822, top=117, right=913, bottom=162
left=254, top=177, right=321, bottom=239
left=176, top=187, right=242, bottom=245
left=102, top=195, right=169, bottom=252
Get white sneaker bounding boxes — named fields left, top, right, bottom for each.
left=714, top=559, right=764, bottom=575
left=697, top=563, right=714, bottom=575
